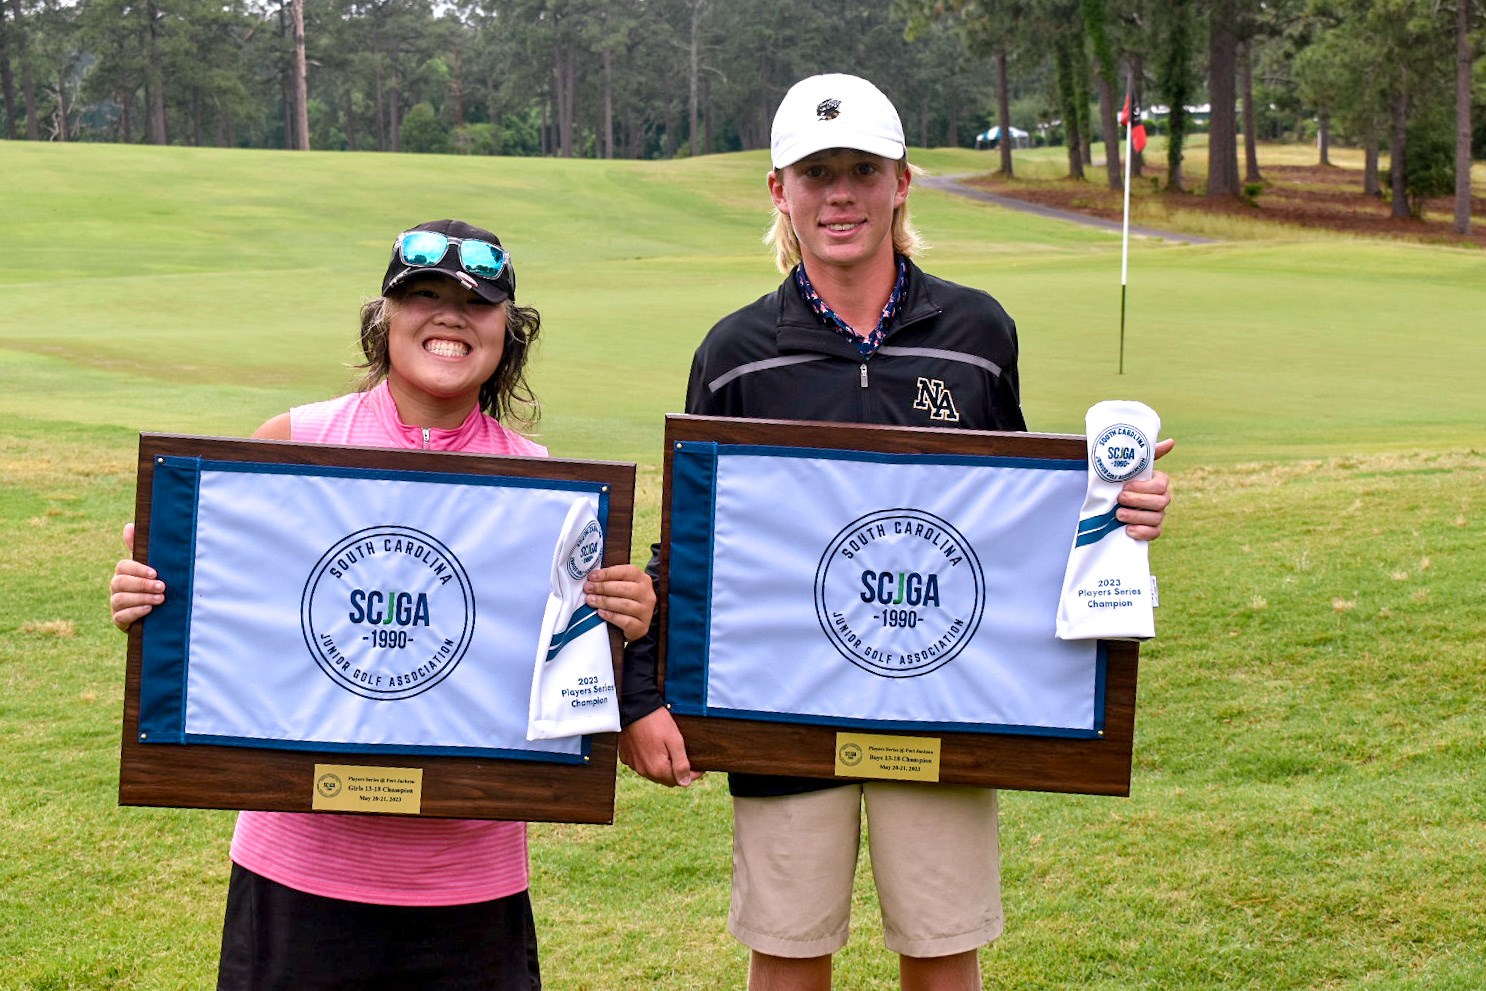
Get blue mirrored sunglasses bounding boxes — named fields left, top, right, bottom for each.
left=396, top=231, right=509, bottom=281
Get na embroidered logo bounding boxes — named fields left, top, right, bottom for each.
left=913, top=377, right=960, bottom=422
left=816, top=99, right=841, bottom=121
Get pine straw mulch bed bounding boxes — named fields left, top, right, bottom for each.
left=967, top=163, right=1486, bottom=248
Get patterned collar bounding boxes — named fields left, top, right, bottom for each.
left=793, top=255, right=908, bottom=359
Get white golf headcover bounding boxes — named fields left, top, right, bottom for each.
left=526, top=499, right=620, bottom=740
left=1055, top=400, right=1161, bottom=641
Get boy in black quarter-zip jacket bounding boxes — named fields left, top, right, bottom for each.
left=620, top=73, right=1173, bottom=991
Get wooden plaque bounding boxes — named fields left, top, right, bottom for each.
left=658, top=414, right=1141, bottom=797
left=119, top=433, right=635, bottom=824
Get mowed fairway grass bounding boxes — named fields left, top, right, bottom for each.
left=1, top=139, right=1483, bottom=991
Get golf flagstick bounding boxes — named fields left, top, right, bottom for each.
left=1119, top=80, right=1135, bottom=376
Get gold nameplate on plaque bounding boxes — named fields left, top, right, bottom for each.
left=834, top=733, right=942, bottom=782
left=312, top=764, right=424, bottom=814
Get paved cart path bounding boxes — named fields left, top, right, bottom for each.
left=918, top=173, right=1220, bottom=245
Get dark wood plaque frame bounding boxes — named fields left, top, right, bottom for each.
left=119, top=433, right=635, bottom=824
left=659, top=414, right=1141, bottom=797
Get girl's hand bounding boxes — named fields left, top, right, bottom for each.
left=110, top=522, right=165, bottom=631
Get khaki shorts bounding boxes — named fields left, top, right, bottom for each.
left=728, top=783, right=1002, bottom=958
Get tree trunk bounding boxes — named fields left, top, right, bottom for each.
left=214, top=96, right=233, bottom=147
left=919, top=92, right=929, bottom=149
left=1452, top=0, right=1473, bottom=234
left=388, top=82, right=400, bottom=152
left=1167, top=102, right=1187, bottom=193
left=1206, top=0, right=1240, bottom=198
left=278, top=5, right=292, bottom=148
left=552, top=47, right=575, bottom=157
left=1, top=8, right=17, bottom=141
left=1241, top=39, right=1261, bottom=183
left=485, top=69, right=499, bottom=149
left=281, top=80, right=293, bottom=148
left=1389, top=85, right=1409, bottom=219
left=565, top=49, right=576, bottom=156
left=1096, top=73, right=1120, bottom=189
left=451, top=42, right=464, bottom=128
left=291, top=0, right=309, bottom=150
left=1364, top=141, right=1380, bottom=196
left=11, top=0, right=37, bottom=139
left=702, top=72, right=712, bottom=154
left=1083, top=0, right=1121, bottom=188
left=1055, top=34, right=1084, bottom=180
left=345, top=92, right=356, bottom=152
left=54, top=68, right=70, bottom=141
left=1158, top=0, right=1194, bottom=193
left=553, top=55, right=564, bottom=155
left=687, top=0, right=701, bottom=157
left=373, top=63, right=385, bottom=151
left=995, top=46, right=1013, bottom=176
left=146, top=1, right=167, bottom=145
left=1317, top=110, right=1331, bottom=166
left=602, top=47, right=613, bottom=159
left=1077, top=55, right=1093, bottom=168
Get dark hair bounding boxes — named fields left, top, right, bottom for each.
left=355, top=292, right=543, bottom=431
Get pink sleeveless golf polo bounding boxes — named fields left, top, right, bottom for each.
left=229, top=381, right=546, bottom=906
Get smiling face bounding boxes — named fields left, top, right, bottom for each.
left=384, top=274, right=508, bottom=427
left=768, top=148, right=911, bottom=277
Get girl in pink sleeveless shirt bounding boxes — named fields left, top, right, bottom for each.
left=110, top=220, right=655, bottom=991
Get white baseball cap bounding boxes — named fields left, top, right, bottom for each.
left=770, top=73, right=906, bottom=169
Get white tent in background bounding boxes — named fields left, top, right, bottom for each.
left=975, top=125, right=1030, bottom=150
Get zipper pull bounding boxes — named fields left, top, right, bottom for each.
left=422, top=427, right=431, bottom=449
left=860, top=363, right=869, bottom=388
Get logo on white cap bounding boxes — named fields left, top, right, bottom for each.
left=771, top=73, right=906, bottom=170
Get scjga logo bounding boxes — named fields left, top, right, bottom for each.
left=315, top=772, right=343, bottom=798
left=1091, top=422, right=1152, bottom=483
left=837, top=741, right=864, bottom=767
left=565, top=519, right=604, bottom=581
left=813, top=509, right=985, bottom=678
left=300, top=526, right=475, bottom=700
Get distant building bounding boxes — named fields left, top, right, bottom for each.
left=1146, top=104, right=1212, bottom=123
left=975, top=125, right=1030, bottom=150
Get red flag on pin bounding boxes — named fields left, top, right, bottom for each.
left=1119, top=90, right=1147, bottom=153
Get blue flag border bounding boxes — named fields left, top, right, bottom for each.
left=138, top=455, right=612, bottom=765
left=664, top=441, right=1106, bottom=740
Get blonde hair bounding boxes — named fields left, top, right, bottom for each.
left=764, top=158, right=927, bottom=273
left=355, top=293, right=543, bottom=431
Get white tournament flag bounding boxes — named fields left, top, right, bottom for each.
left=1056, top=400, right=1162, bottom=641
left=527, top=500, right=621, bottom=740
left=138, top=457, right=615, bottom=762
left=665, top=443, right=1105, bottom=737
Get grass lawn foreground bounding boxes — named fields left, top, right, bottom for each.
left=1, top=139, right=1483, bottom=990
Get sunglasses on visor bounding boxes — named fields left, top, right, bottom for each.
left=395, top=231, right=510, bottom=282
